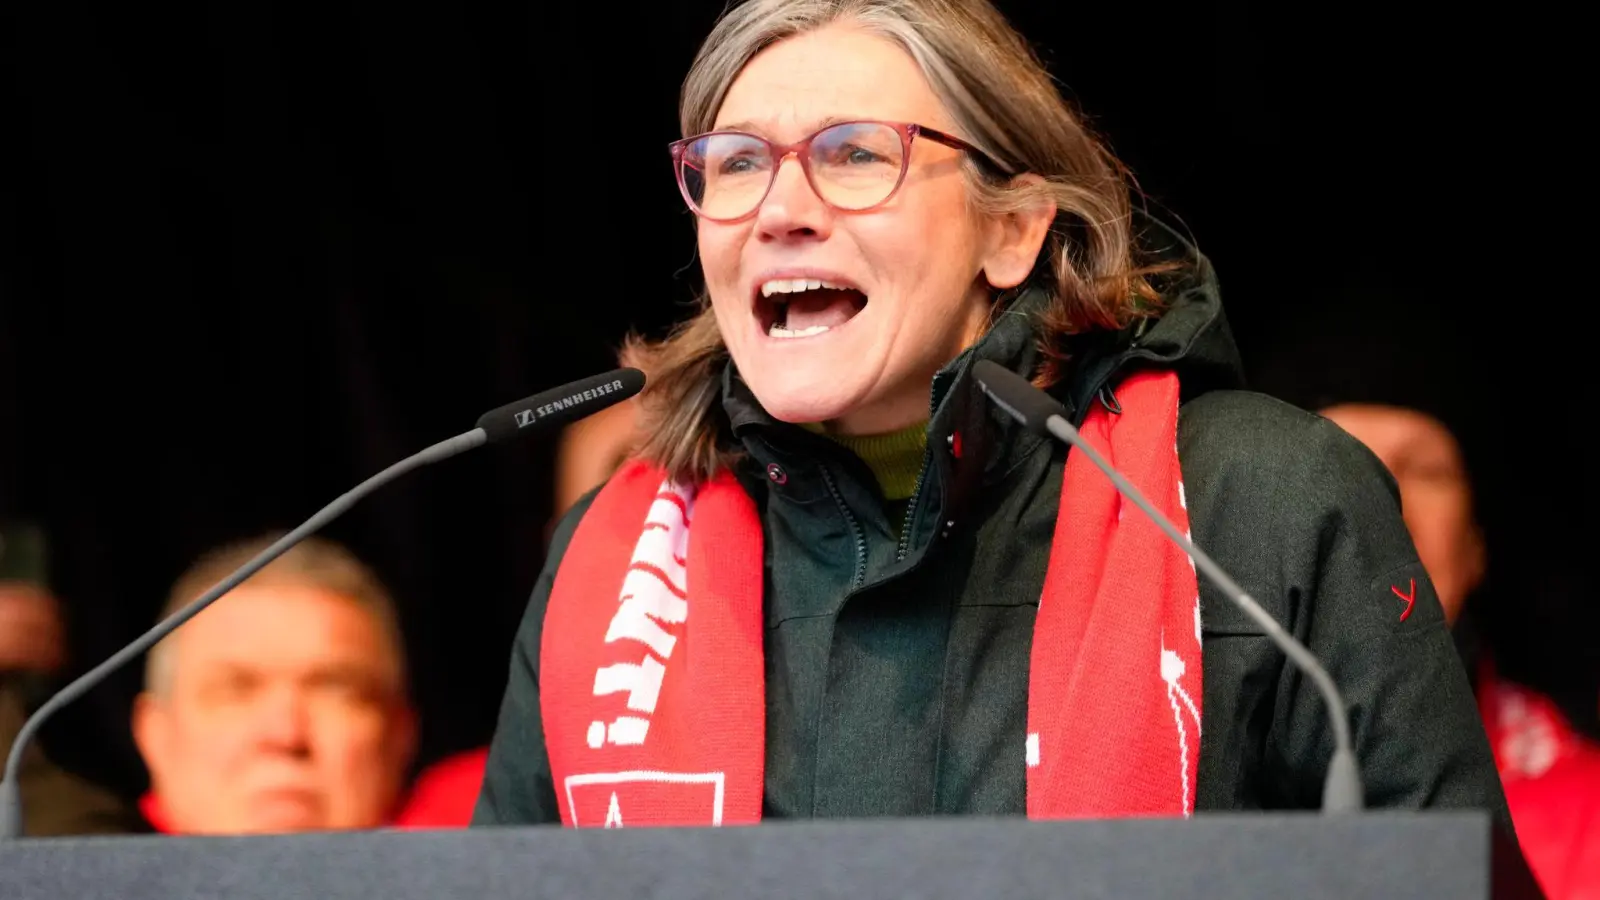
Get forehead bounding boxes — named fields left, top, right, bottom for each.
left=714, top=24, right=950, bottom=136
left=171, top=584, right=396, bottom=677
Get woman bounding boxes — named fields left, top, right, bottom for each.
left=475, top=0, right=1507, bottom=826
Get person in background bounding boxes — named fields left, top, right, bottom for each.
left=1317, top=404, right=1484, bottom=627
left=1, top=522, right=144, bottom=835
left=390, top=743, right=488, bottom=829
left=131, top=533, right=417, bottom=834
left=396, top=391, right=642, bottom=828
left=1322, top=402, right=1599, bottom=900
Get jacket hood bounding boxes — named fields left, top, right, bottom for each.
left=1052, top=212, right=1246, bottom=424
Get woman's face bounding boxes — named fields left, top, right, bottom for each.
left=698, top=25, right=1028, bottom=435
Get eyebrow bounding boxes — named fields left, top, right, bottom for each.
left=713, top=115, right=854, bottom=136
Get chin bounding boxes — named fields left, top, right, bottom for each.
left=741, top=365, right=871, bottom=425
left=241, top=790, right=326, bottom=833
left=238, top=812, right=324, bottom=835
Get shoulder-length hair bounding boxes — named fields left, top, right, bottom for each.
left=625, top=0, right=1172, bottom=484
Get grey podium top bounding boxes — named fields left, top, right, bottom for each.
left=0, top=811, right=1539, bottom=900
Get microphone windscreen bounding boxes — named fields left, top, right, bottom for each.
left=476, top=368, right=645, bottom=445
left=972, top=360, right=1067, bottom=436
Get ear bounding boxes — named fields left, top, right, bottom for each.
left=387, top=702, right=420, bottom=774
left=1462, top=521, right=1487, bottom=596
left=131, top=692, right=171, bottom=787
left=980, top=173, right=1057, bottom=290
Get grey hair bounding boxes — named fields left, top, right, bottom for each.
left=143, top=533, right=407, bottom=697
left=625, top=0, right=1169, bottom=484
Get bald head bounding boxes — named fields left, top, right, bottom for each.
left=1321, top=403, right=1485, bottom=624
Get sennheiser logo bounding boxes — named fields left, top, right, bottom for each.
left=514, top=379, right=626, bottom=429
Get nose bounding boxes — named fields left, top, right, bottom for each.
left=754, top=154, right=832, bottom=241
left=256, top=686, right=312, bottom=756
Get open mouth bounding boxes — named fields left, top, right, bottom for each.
left=756, top=278, right=868, bottom=340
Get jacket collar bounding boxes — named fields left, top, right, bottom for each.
left=717, top=287, right=1052, bottom=564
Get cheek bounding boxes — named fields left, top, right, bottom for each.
left=697, top=226, right=751, bottom=335
left=1401, top=488, right=1469, bottom=547
left=1400, top=500, right=1472, bottom=593
left=866, top=192, right=987, bottom=298
left=312, top=704, right=390, bottom=766
left=864, top=223, right=991, bottom=357
left=171, top=709, right=251, bottom=765
left=697, top=225, right=742, bottom=291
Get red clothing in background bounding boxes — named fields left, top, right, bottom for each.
left=1481, top=670, right=1600, bottom=900
left=393, top=747, right=489, bottom=829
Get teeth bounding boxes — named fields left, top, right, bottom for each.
left=768, top=323, right=832, bottom=339
left=760, top=278, right=851, bottom=298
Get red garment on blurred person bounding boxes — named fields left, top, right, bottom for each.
left=393, top=747, right=489, bottom=828
left=137, top=792, right=172, bottom=833
left=1480, top=668, right=1600, bottom=900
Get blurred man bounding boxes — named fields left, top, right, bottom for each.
left=1318, top=403, right=1485, bottom=625
left=1322, top=403, right=1599, bottom=899
left=2, top=521, right=144, bottom=836
left=0, top=581, right=63, bottom=675
left=132, top=534, right=416, bottom=834
left=2, top=582, right=145, bottom=836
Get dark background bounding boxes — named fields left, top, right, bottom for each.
left=1, top=1, right=1587, bottom=800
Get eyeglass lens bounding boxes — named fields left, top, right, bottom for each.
left=678, top=122, right=905, bottom=220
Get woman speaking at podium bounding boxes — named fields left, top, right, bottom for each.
left=475, top=0, right=1508, bottom=827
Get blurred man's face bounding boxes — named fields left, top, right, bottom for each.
left=1321, top=403, right=1485, bottom=624
left=133, top=584, right=415, bottom=834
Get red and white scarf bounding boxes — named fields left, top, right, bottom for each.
left=539, top=369, right=1202, bottom=826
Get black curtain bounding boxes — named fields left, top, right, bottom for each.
left=2, top=0, right=1586, bottom=802
left=0, top=2, right=617, bottom=792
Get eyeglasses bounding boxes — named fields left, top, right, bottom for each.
left=668, top=120, right=1006, bottom=223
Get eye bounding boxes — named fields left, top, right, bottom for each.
left=816, top=142, right=890, bottom=167
left=308, top=669, right=388, bottom=706
left=199, top=669, right=259, bottom=705
left=841, top=144, right=888, bottom=165
left=719, top=153, right=765, bottom=175
left=697, top=134, right=771, bottom=179
left=811, top=123, right=901, bottom=170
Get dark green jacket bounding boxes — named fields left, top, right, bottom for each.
left=476, top=226, right=1509, bottom=826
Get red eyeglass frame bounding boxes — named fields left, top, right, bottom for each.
left=667, top=120, right=1008, bottom=223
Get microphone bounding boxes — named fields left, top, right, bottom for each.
left=971, top=359, right=1364, bottom=813
left=476, top=367, right=644, bottom=442
left=0, top=367, right=645, bottom=838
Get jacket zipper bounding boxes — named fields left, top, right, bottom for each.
left=818, top=463, right=868, bottom=590
left=894, top=385, right=944, bottom=562
left=894, top=450, right=930, bottom=562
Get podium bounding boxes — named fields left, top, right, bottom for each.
left=0, top=811, right=1541, bottom=899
